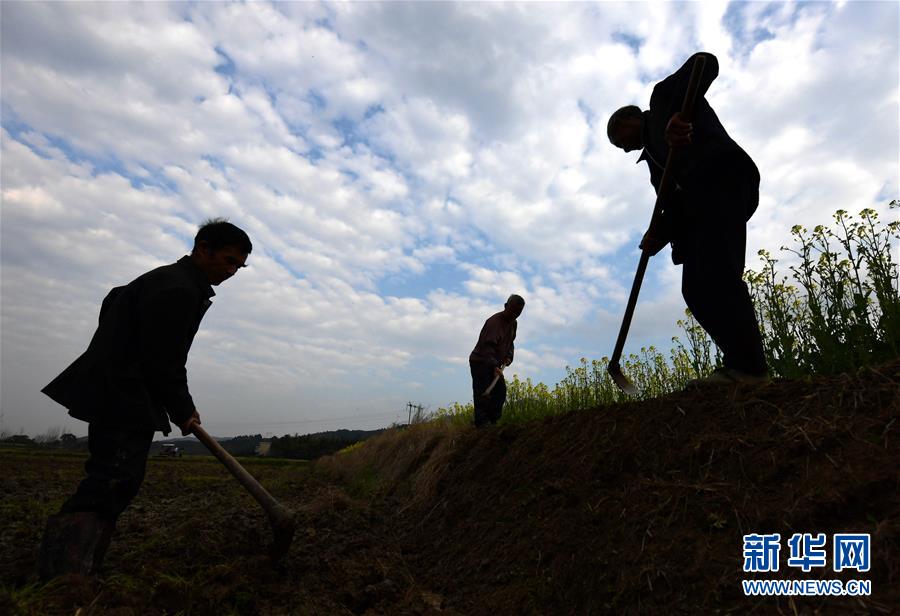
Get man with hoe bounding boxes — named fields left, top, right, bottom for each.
left=38, top=219, right=252, bottom=578
left=607, top=52, right=768, bottom=384
left=469, top=295, right=525, bottom=427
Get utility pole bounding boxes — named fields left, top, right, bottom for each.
left=407, top=403, right=425, bottom=425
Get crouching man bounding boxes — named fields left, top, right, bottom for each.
left=468, top=295, right=525, bottom=427
left=38, top=219, right=252, bottom=579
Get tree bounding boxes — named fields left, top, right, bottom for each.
left=34, top=427, right=63, bottom=444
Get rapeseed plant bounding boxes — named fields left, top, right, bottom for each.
left=435, top=205, right=899, bottom=424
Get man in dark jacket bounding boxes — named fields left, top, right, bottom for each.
left=607, top=52, right=768, bottom=384
left=469, top=295, right=524, bottom=427
left=38, top=218, right=252, bottom=578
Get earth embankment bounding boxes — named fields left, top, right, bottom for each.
left=319, top=360, right=899, bottom=613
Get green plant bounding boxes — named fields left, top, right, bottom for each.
left=435, top=204, right=899, bottom=424
left=748, top=203, right=899, bottom=376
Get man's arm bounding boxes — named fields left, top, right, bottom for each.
left=641, top=185, right=688, bottom=255
left=487, top=322, right=505, bottom=368
left=505, top=321, right=516, bottom=366
left=139, top=287, right=198, bottom=429
left=474, top=316, right=507, bottom=376
left=661, top=52, right=718, bottom=112
left=642, top=53, right=717, bottom=253
left=651, top=52, right=719, bottom=147
left=98, top=286, right=127, bottom=323
left=669, top=53, right=718, bottom=146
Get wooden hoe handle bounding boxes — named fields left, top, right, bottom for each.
left=191, top=424, right=296, bottom=560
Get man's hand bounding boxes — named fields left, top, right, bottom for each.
left=181, top=410, right=201, bottom=436
left=665, top=112, right=692, bottom=147
left=640, top=228, right=668, bottom=256
left=494, top=366, right=504, bottom=377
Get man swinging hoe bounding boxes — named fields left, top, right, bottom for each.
left=607, top=52, right=768, bottom=388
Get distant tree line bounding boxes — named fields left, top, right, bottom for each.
left=222, top=434, right=263, bottom=456
left=268, top=429, right=384, bottom=460
left=148, top=434, right=264, bottom=457
left=1, top=428, right=86, bottom=450
left=3, top=427, right=386, bottom=460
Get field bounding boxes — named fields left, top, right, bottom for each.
left=1, top=451, right=435, bottom=615
left=2, top=359, right=898, bottom=615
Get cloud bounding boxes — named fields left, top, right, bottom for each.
left=1, top=1, right=897, bottom=437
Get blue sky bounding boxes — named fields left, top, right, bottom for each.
left=1, top=1, right=897, bottom=438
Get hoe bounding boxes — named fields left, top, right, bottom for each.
left=608, top=55, right=707, bottom=395
left=482, top=365, right=505, bottom=397
left=192, top=424, right=296, bottom=560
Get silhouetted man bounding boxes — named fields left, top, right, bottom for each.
left=38, top=218, right=252, bottom=578
left=469, top=295, right=525, bottom=427
left=607, top=52, right=768, bottom=385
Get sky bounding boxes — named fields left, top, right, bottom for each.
left=1, top=1, right=897, bottom=439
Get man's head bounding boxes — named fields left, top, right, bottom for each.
left=607, top=105, right=644, bottom=152
left=190, top=218, right=252, bottom=286
left=503, top=294, right=525, bottom=320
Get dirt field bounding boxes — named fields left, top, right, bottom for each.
left=0, top=451, right=430, bottom=615
left=2, top=360, right=898, bottom=615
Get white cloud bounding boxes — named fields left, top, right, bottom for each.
left=1, top=1, right=897, bottom=437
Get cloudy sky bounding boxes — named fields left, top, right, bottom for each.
left=1, top=1, right=897, bottom=438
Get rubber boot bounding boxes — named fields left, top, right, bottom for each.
left=38, top=512, right=114, bottom=580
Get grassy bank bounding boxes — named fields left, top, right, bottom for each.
left=318, top=359, right=900, bottom=614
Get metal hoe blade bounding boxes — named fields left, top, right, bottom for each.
left=607, top=361, right=638, bottom=397
left=481, top=366, right=504, bottom=397
left=268, top=509, right=297, bottom=561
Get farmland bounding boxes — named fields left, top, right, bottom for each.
left=2, top=358, right=898, bottom=615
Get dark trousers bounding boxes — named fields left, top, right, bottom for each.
left=471, top=362, right=506, bottom=427
left=679, top=162, right=767, bottom=375
left=60, top=423, right=155, bottom=521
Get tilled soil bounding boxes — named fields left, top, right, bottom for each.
left=1, top=454, right=444, bottom=615
left=2, top=360, right=898, bottom=615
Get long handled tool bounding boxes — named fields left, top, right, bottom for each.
left=608, top=55, right=707, bottom=395
left=482, top=365, right=505, bottom=397
left=191, top=424, right=296, bottom=560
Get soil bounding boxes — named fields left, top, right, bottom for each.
left=1, top=360, right=898, bottom=615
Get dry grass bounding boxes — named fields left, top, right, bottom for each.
left=317, top=421, right=470, bottom=508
